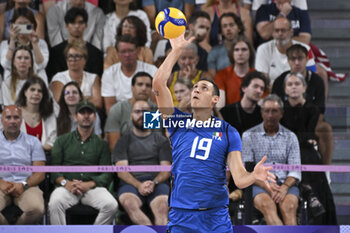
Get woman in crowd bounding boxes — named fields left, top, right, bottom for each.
left=1, top=46, right=47, bottom=105
left=103, top=0, right=151, bottom=54
left=173, top=78, right=192, bottom=113
left=56, top=81, right=102, bottom=136
left=281, top=72, right=337, bottom=224
left=104, top=15, right=153, bottom=70
left=16, top=76, right=57, bottom=151
left=0, top=0, right=45, bottom=41
left=50, top=40, right=102, bottom=109
left=201, top=0, right=253, bottom=45
left=0, top=7, right=49, bottom=82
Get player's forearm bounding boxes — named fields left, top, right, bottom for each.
left=234, top=170, right=257, bottom=189
left=153, top=49, right=182, bottom=87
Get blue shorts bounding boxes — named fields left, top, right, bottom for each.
left=252, top=185, right=299, bottom=199
left=117, top=176, right=170, bottom=205
left=167, top=207, right=233, bottom=233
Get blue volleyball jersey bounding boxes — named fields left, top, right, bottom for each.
left=167, top=108, right=242, bottom=209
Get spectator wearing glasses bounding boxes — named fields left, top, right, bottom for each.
left=50, top=40, right=102, bottom=109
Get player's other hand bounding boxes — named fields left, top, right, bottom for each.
left=253, top=156, right=276, bottom=188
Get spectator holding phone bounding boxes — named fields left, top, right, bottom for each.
left=0, top=7, right=49, bottom=84
left=0, top=0, right=45, bottom=41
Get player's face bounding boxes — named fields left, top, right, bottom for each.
left=273, top=18, right=293, bottom=47
left=131, top=100, right=150, bottom=130
left=233, top=41, right=250, bottom=65
left=132, top=76, right=152, bottom=101
left=221, top=16, right=240, bottom=41
left=174, top=82, right=191, bottom=103
left=288, top=52, right=307, bottom=74
left=242, top=78, right=265, bottom=103
left=284, top=75, right=306, bottom=99
left=191, top=81, right=219, bottom=109
left=66, top=16, right=86, bottom=38
left=177, top=49, right=198, bottom=71
left=261, top=100, right=283, bottom=129
left=117, top=42, right=138, bottom=67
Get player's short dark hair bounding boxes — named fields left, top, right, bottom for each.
left=189, top=11, right=210, bottom=25
left=64, top=7, right=88, bottom=25
left=240, top=71, right=268, bottom=97
left=218, top=12, right=245, bottom=37
left=131, top=72, right=153, bottom=86
left=198, top=78, right=220, bottom=97
left=286, top=44, right=308, bottom=58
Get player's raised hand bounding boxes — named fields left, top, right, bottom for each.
left=169, top=32, right=195, bottom=52
left=253, top=156, right=276, bottom=188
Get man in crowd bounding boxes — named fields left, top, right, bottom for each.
left=105, top=72, right=155, bottom=152
left=49, top=100, right=118, bottom=225
left=46, top=7, right=103, bottom=80
left=101, top=35, right=157, bottom=114
left=0, top=105, right=46, bottom=224
left=255, top=17, right=316, bottom=85
left=46, top=0, right=105, bottom=50
left=242, top=94, right=301, bottom=225
left=215, top=36, right=255, bottom=108
left=220, top=71, right=267, bottom=136
left=114, top=100, right=171, bottom=225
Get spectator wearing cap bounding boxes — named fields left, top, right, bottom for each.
left=49, top=100, right=118, bottom=225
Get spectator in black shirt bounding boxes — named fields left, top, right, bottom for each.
left=220, top=71, right=267, bottom=136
